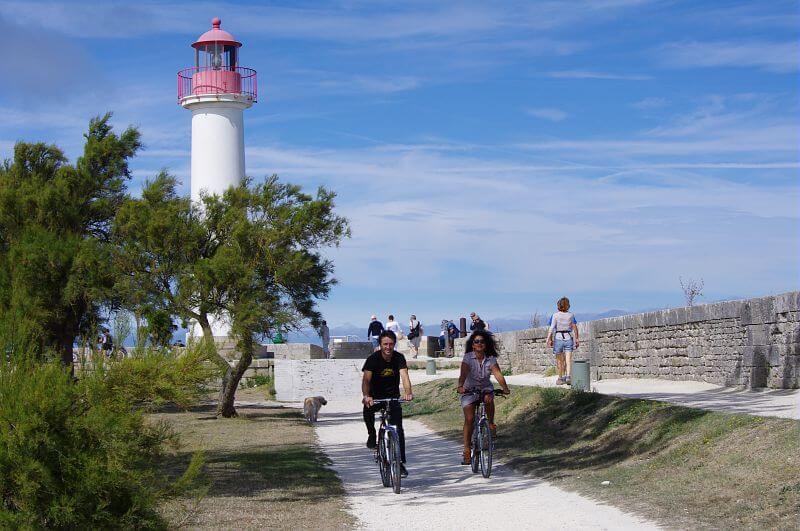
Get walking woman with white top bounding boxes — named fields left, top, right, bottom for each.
left=546, top=297, right=580, bottom=385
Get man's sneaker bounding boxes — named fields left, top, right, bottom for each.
left=461, top=448, right=471, bottom=465
left=366, top=434, right=376, bottom=449
left=565, top=376, right=572, bottom=386
left=400, top=463, right=408, bottom=477
left=555, top=377, right=565, bottom=385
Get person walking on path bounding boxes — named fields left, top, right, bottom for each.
left=319, top=320, right=331, bottom=358
left=386, top=315, right=403, bottom=340
left=546, top=297, right=579, bottom=386
left=457, top=330, right=510, bottom=465
left=362, top=330, right=413, bottom=477
left=469, top=312, right=486, bottom=332
left=407, top=315, right=422, bottom=358
left=367, top=315, right=384, bottom=349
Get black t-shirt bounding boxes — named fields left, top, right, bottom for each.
left=362, top=351, right=407, bottom=399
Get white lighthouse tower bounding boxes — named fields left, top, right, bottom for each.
left=178, top=17, right=257, bottom=201
left=178, top=17, right=257, bottom=339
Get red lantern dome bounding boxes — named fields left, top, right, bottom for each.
left=177, top=17, right=257, bottom=102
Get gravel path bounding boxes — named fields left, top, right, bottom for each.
left=315, top=401, right=660, bottom=531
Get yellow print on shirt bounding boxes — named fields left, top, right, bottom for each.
left=381, top=368, right=395, bottom=377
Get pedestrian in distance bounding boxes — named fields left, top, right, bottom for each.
left=447, top=320, right=460, bottom=356
left=457, top=330, right=510, bottom=465
left=407, top=315, right=422, bottom=358
left=100, top=328, right=114, bottom=358
left=319, top=320, right=331, bottom=358
left=438, top=320, right=448, bottom=351
left=545, top=297, right=579, bottom=386
left=469, top=312, right=486, bottom=332
left=362, top=330, right=413, bottom=477
left=367, top=315, right=384, bottom=349
left=386, top=315, right=403, bottom=340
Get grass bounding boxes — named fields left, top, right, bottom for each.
left=244, top=374, right=276, bottom=399
left=151, top=394, right=354, bottom=530
left=405, top=379, right=800, bottom=530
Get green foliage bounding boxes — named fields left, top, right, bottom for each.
left=0, top=348, right=215, bottom=528
left=244, top=374, right=275, bottom=398
left=114, top=173, right=349, bottom=415
left=87, top=343, right=218, bottom=411
left=0, top=115, right=141, bottom=363
left=0, top=361, right=181, bottom=528
left=543, top=366, right=558, bottom=377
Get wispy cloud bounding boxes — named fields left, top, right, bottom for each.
left=658, top=40, right=799, bottom=73
left=632, top=97, right=667, bottom=110
left=525, top=107, right=567, bottom=122
left=545, top=70, right=652, bottom=80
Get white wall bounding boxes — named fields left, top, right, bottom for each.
left=274, top=359, right=364, bottom=402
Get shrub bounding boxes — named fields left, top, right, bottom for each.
left=0, top=350, right=212, bottom=529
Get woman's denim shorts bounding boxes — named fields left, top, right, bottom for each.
left=553, top=336, right=574, bottom=354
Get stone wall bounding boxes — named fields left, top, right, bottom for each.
left=330, top=341, right=373, bottom=359
left=456, top=292, right=800, bottom=389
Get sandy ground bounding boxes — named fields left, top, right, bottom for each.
left=315, top=400, right=661, bottom=531
left=409, top=368, right=800, bottom=419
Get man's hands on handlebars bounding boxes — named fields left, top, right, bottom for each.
left=363, top=395, right=413, bottom=406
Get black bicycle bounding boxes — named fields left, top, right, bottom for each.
left=372, top=398, right=406, bottom=494
left=466, top=388, right=507, bottom=478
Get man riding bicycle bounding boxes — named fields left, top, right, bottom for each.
left=457, top=330, right=510, bottom=465
left=362, top=330, right=413, bottom=477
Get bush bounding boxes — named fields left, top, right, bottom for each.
left=90, top=343, right=217, bottom=411
left=0, top=350, right=213, bottom=529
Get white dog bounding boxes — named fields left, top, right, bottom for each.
left=303, top=396, right=327, bottom=422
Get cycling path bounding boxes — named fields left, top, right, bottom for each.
left=314, top=400, right=660, bottom=531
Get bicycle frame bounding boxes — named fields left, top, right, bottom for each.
left=372, top=398, right=405, bottom=493
left=466, top=388, right=505, bottom=478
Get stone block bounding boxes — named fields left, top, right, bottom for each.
left=330, top=341, right=373, bottom=359
left=272, top=343, right=326, bottom=360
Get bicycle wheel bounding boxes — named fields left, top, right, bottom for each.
left=389, top=431, right=402, bottom=494
left=470, top=427, right=480, bottom=474
left=479, top=419, right=493, bottom=478
left=378, top=430, right=391, bottom=487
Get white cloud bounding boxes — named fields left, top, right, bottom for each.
left=658, top=40, right=800, bottom=73
left=632, top=97, right=667, bottom=110
left=545, top=70, right=652, bottom=80
left=525, top=107, right=567, bottom=122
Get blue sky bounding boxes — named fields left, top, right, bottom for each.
left=1, top=1, right=798, bottom=327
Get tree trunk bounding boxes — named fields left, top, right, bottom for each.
left=57, top=329, right=75, bottom=377
left=217, top=333, right=254, bottom=418
left=195, top=315, right=237, bottom=415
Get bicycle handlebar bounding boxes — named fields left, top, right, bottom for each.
left=459, top=388, right=509, bottom=397
left=371, top=398, right=408, bottom=404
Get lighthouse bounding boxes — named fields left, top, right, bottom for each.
left=177, top=17, right=257, bottom=201
left=178, top=18, right=257, bottom=339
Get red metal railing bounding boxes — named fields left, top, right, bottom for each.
left=177, top=66, right=257, bottom=102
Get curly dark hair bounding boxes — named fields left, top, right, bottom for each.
left=465, top=330, right=498, bottom=357
left=378, top=330, right=397, bottom=344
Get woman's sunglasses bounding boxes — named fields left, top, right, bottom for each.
left=472, top=338, right=485, bottom=344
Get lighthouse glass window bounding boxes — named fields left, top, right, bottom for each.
left=196, top=44, right=237, bottom=71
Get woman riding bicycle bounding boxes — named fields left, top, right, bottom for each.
left=457, top=330, right=510, bottom=465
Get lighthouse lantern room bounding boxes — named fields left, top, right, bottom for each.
left=177, top=17, right=257, bottom=203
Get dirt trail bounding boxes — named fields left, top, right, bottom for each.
left=315, top=401, right=661, bottom=530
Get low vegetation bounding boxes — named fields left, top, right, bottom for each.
left=154, top=400, right=354, bottom=529
left=405, top=379, right=800, bottom=530
left=0, top=350, right=213, bottom=529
